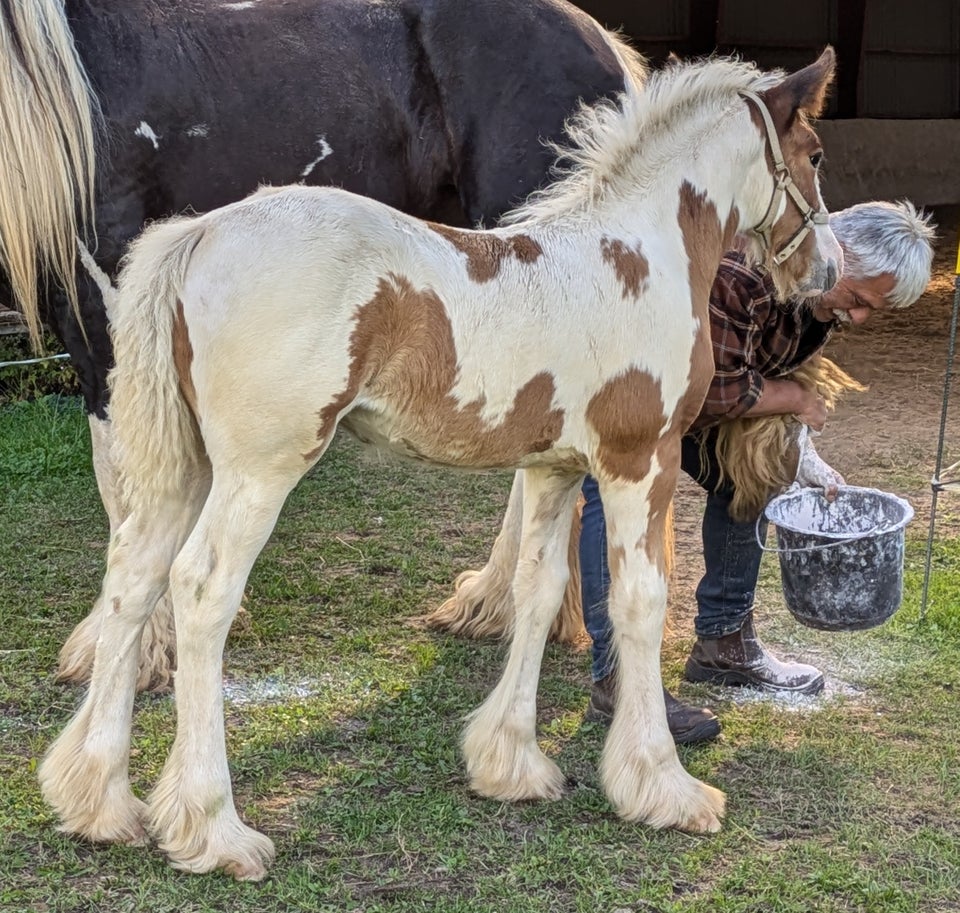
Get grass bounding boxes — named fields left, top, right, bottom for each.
left=1, top=397, right=959, bottom=912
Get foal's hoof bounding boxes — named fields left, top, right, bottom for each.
left=466, top=743, right=567, bottom=803
left=55, top=795, right=149, bottom=846
left=675, top=782, right=726, bottom=834
left=155, top=812, right=276, bottom=881
left=221, top=850, right=273, bottom=883
left=601, top=741, right=727, bottom=834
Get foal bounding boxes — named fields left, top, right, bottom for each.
left=41, top=50, right=840, bottom=879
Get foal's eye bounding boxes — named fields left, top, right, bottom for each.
left=810, top=151, right=823, bottom=168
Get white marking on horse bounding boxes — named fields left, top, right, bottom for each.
left=135, top=122, right=160, bottom=150
left=222, top=1, right=258, bottom=8
left=301, top=136, right=334, bottom=177
left=185, top=124, right=209, bottom=138
left=77, top=239, right=119, bottom=315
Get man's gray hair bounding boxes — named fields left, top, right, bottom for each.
left=829, top=200, right=936, bottom=308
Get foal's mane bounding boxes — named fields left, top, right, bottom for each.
left=501, top=56, right=784, bottom=227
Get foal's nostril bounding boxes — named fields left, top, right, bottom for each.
left=825, top=260, right=838, bottom=290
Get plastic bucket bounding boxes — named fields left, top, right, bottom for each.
left=763, top=485, right=914, bottom=631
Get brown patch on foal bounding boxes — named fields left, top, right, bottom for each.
left=675, top=182, right=737, bottom=432
left=428, top=224, right=543, bottom=282
left=643, top=437, right=681, bottom=571
left=600, top=237, right=650, bottom=298
left=172, top=300, right=199, bottom=419
left=306, top=274, right=564, bottom=465
left=677, top=182, right=738, bottom=322
left=590, top=184, right=737, bottom=570
left=586, top=368, right=667, bottom=483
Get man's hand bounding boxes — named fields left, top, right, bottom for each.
left=794, top=389, right=828, bottom=431
left=795, top=426, right=845, bottom=500
left=746, top=378, right=828, bottom=431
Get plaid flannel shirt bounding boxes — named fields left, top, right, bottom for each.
left=691, top=252, right=835, bottom=431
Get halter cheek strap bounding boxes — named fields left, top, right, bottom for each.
left=739, top=90, right=829, bottom=266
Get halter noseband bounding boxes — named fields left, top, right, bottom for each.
left=739, top=90, right=829, bottom=266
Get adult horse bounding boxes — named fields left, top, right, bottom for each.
left=0, top=0, right=644, bottom=690
left=40, top=49, right=840, bottom=879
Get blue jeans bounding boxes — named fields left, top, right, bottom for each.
left=580, top=430, right=768, bottom=682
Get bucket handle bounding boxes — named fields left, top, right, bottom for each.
left=755, top=513, right=881, bottom=553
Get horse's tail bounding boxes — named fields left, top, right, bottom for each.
left=714, top=355, right=866, bottom=521
left=0, top=0, right=100, bottom=350
left=109, top=215, right=209, bottom=515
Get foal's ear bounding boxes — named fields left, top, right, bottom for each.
left=768, top=46, right=836, bottom=120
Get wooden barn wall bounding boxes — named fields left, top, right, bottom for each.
left=575, top=0, right=960, bottom=205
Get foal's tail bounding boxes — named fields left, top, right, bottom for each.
left=109, top=215, right=209, bottom=515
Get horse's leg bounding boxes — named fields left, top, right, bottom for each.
left=462, top=468, right=582, bottom=802
left=557, top=496, right=586, bottom=643
left=424, top=470, right=586, bottom=643
left=55, top=416, right=120, bottom=685
left=55, top=267, right=178, bottom=693
left=597, top=447, right=725, bottom=833
left=57, top=417, right=178, bottom=693
left=147, top=470, right=295, bottom=880
left=39, top=478, right=207, bottom=843
left=424, top=469, right=525, bottom=637
left=50, top=271, right=126, bottom=687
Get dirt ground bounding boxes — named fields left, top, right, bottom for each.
left=667, top=204, right=960, bottom=626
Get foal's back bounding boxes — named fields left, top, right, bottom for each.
left=172, top=183, right=695, bottom=475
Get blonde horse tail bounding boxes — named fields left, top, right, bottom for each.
left=714, top=355, right=865, bottom=521
left=0, top=0, right=100, bottom=350
left=109, top=215, right=208, bottom=515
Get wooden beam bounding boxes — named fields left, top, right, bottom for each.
left=688, top=0, right=721, bottom=56
left=835, top=0, right=868, bottom=118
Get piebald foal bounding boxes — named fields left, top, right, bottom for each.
left=40, top=51, right=840, bottom=879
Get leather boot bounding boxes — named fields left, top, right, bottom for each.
left=585, top=674, right=721, bottom=744
left=684, top=611, right=824, bottom=695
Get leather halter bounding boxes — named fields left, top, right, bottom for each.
left=739, top=90, right=829, bottom=266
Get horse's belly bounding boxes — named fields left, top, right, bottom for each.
left=340, top=406, right=586, bottom=473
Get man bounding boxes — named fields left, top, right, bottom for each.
left=580, top=200, right=936, bottom=743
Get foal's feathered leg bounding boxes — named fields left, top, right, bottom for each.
left=462, top=468, right=583, bottom=801
left=57, top=416, right=178, bottom=692
left=596, top=448, right=725, bottom=833
left=423, top=470, right=587, bottom=644
left=39, top=481, right=207, bottom=843
left=147, top=471, right=296, bottom=880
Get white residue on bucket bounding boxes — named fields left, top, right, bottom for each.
left=764, top=486, right=914, bottom=631
left=765, top=485, right=911, bottom=538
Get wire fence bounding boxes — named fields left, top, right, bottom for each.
left=1, top=314, right=72, bottom=370
left=0, top=353, right=71, bottom=370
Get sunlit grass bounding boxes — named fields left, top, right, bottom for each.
left=1, top=397, right=958, bottom=912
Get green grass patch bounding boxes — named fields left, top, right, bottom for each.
left=2, top=397, right=959, bottom=911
